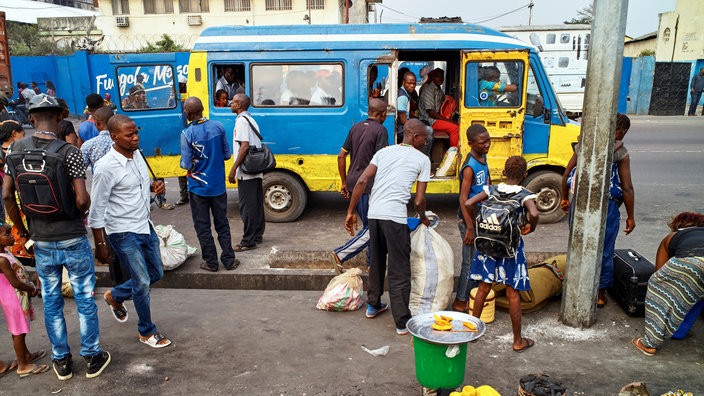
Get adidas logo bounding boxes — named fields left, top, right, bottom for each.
left=478, top=213, right=502, bottom=232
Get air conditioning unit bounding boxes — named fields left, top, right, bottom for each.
left=187, top=15, right=202, bottom=26
left=115, top=16, right=129, bottom=27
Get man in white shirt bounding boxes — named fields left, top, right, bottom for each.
left=88, top=114, right=172, bottom=349
left=228, top=94, right=265, bottom=251
left=345, top=119, right=431, bottom=335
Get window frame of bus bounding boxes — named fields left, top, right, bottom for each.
left=211, top=63, right=246, bottom=109
left=116, top=64, right=179, bottom=112
left=249, top=63, right=345, bottom=108
left=464, top=60, right=525, bottom=108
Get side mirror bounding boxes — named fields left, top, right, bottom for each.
left=532, top=96, right=545, bottom=117
left=543, top=107, right=551, bottom=124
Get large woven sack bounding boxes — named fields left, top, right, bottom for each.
left=493, top=254, right=566, bottom=313
left=409, top=222, right=454, bottom=316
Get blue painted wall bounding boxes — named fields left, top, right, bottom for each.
left=9, top=51, right=189, bottom=116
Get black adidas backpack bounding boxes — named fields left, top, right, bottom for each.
left=474, top=185, right=531, bottom=258
left=5, top=137, right=80, bottom=220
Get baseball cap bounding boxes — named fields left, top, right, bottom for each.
left=27, top=94, right=62, bottom=113
left=129, top=85, right=146, bottom=96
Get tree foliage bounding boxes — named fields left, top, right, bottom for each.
left=564, top=1, right=594, bottom=25
left=638, top=49, right=655, bottom=57
left=138, top=34, right=185, bottom=53
left=6, top=21, right=74, bottom=56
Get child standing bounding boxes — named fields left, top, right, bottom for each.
left=560, top=113, right=635, bottom=307
left=465, top=156, right=539, bottom=352
left=0, top=222, right=49, bottom=377
left=453, top=124, right=491, bottom=312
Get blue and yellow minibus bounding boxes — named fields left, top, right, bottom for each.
left=114, top=23, right=580, bottom=223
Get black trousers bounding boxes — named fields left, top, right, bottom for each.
left=178, top=176, right=189, bottom=201
left=368, top=218, right=412, bottom=329
left=237, top=177, right=265, bottom=247
left=189, top=192, right=236, bottom=269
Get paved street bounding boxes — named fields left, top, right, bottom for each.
left=1, top=115, right=702, bottom=395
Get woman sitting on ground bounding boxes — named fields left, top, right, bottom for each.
left=632, top=212, right=704, bottom=356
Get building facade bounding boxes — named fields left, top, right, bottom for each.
left=94, top=0, right=368, bottom=51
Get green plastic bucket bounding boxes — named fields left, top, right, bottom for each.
left=412, top=337, right=467, bottom=389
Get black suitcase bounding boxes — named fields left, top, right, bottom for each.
left=608, top=249, right=655, bottom=317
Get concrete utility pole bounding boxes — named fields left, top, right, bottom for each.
left=560, top=0, right=629, bottom=328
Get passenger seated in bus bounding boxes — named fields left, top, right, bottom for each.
left=397, top=71, right=433, bottom=157
left=280, top=71, right=311, bottom=106
left=418, top=68, right=459, bottom=148
left=214, top=89, right=229, bottom=107
left=260, top=99, right=275, bottom=106
left=122, top=85, right=149, bottom=110
left=310, top=70, right=341, bottom=106
left=479, top=66, right=517, bottom=106
left=368, top=65, right=387, bottom=101
left=216, top=66, right=245, bottom=102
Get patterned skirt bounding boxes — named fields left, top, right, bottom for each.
left=643, top=256, right=704, bottom=348
left=470, top=239, right=530, bottom=291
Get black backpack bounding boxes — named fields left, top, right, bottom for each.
left=474, top=185, right=531, bottom=258
left=5, top=137, right=80, bottom=220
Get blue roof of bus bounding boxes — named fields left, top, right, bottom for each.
left=193, top=23, right=531, bottom=52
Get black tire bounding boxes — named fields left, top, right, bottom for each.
left=524, top=170, right=565, bottom=224
left=262, top=172, right=307, bottom=223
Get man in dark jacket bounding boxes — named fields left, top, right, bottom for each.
left=688, top=67, right=704, bottom=116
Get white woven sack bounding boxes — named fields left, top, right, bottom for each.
left=154, top=224, right=197, bottom=271
left=408, top=223, right=454, bottom=316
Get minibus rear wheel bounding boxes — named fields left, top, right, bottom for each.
left=262, top=172, right=307, bottom=223
left=524, top=170, right=565, bottom=224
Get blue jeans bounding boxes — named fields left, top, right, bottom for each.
left=34, top=236, right=102, bottom=360
left=108, top=227, right=164, bottom=336
left=456, top=217, right=478, bottom=301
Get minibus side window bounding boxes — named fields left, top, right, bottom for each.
left=212, top=64, right=245, bottom=108
left=250, top=63, right=344, bottom=107
left=526, top=67, right=545, bottom=117
left=367, top=64, right=389, bottom=102
left=117, top=65, right=177, bottom=111
left=466, top=61, right=523, bottom=108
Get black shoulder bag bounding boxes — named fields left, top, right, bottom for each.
left=240, top=115, right=276, bottom=174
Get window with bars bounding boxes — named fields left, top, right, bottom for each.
left=143, top=0, right=174, bottom=14
left=224, top=0, right=250, bottom=12
left=112, top=0, right=130, bottom=15
left=308, top=0, right=324, bottom=10
left=179, top=0, right=209, bottom=13
left=265, top=0, right=292, bottom=11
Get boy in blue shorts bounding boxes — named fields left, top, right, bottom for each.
left=453, top=124, right=491, bottom=312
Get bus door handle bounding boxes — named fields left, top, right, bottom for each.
left=502, top=133, right=521, bottom=139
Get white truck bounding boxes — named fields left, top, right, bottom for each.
left=499, top=24, right=590, bottom=118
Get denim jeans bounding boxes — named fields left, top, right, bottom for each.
left=108, top=227, right=164, bottom=336
left=34, top=236, right=102, bottom=360
left=456, top=217, right=478, bottom=302
left=600, top=199, right=621, bottom=289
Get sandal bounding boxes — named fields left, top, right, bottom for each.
left=513, top=337, right=535, bottom=353
left=18, top=364, right=50, bottom=378
left=331, top=252, right=344, bottom=274
left=139, top=332, right=172, bottom=349
left=0, top=360, right=18, bottom=379
left=631, top=337, right=656, bottom=356
left=233, top=244, right=257, bottom=252
left=28, top=350, right=46, bottom=364
left=104, top=291, right=128, bottom=323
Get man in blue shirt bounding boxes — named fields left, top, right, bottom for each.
left=180, top=97, right=238, bottom=272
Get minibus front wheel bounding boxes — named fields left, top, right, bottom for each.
left=524, top=170, right=565, bottom=224
left=262, top=171, right=308, bottom=223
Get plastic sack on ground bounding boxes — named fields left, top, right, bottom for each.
left=154, top=224, right=197, bottom=271
left=316, top=268, right=364, bottom=312
left=435, top=147, right=458, bottom=177
left=409, top=213, right=454, bottom=316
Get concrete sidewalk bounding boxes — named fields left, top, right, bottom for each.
left=0, top=288, right=701, bottom=395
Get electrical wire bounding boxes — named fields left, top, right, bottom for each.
left=469, top=3, right=531, bottom=24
